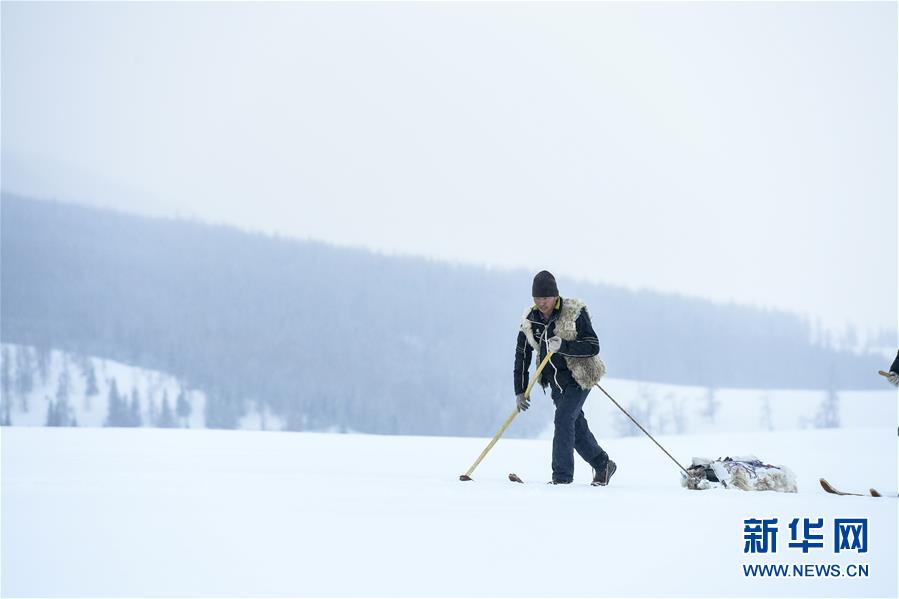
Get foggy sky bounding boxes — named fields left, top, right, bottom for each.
left=2, top=1, right=896, bottom=334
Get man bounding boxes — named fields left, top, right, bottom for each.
left=885, top=351, right=899, bottom=386
left=885, top=351, right=898, bottom=438
left=513, top=270, right=615, bottom=485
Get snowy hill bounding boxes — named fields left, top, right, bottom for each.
left=0, top=343, right=284, bottom=431
left=1, top=426, right=896, bottom=597
left=3, top=343, right=894, bottom=440
left=1, top=343, right=207, bottom=428
left=4, top=194, right=893, bottom=439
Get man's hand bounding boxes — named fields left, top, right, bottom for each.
left=516, top=393, right=530, bottom=412
left=546, top=336, right=562, bottom=353
left=888, top=371, right=899, bottom=387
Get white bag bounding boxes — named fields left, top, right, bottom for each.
left=683, top=455, right=798, bottom=493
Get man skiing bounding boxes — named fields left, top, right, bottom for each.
left=513, top=270, right=615, bottom=485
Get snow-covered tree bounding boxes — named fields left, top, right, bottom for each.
left=700, top=387, right=720, bottom=424
left=15, top=347, right=34, bottom=412
left=1, top=397, right=11, bottom=426
left=45, top=399, right=77, bottom=426
left=55, top=369, right=74, bottom=425
left=45, top=398, right=57, bottom=426
left=668, top=394, right=687, bottom=435
left=613, top=385, right=657, bottom=437
left=158, top=393, right=176, bottom=428
left=1, top=349, right=12, bottom=424
left=813, top=389, right=840, bottom=429
left=758, top=395, right=773, bottom=431
left=84, top=361, right=99, bottom=411
left=104, top=379, right=126, bottom=427
left=176, top=388, right=191, bottom=428
left=35, top=346, right=52, bottom=385
left=1, top=346, right=11, bottom=401
left=128, top=388, right=143, bottom=427
left=56, top=367, right=70, bottom=403
left=46, top=370, right=76, bottom=427
left=147, top=393, right=158, bottom=427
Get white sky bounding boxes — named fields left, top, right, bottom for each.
left=2, top=1, right=896, bottom=334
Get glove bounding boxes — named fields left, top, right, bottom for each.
left=888, top=372, right=899, bottom=387
left=516, top=393, right=530, bottom=412
left=546, top=336, right=562, bottom=353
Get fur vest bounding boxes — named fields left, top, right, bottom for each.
left=520, top=297, right=606, bottom=390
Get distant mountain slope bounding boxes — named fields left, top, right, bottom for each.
left=0, top=193, right=887, bottom=436
left=3, top=342, right=892, bottom=438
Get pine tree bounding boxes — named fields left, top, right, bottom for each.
left=701, top=387, right=720, bottom=424
left=56, top=368, right=70, bottom=401
left=128, top=388, right=143, bottom=427
left=147, top=394, right=158, bottom=427
left=176, top=387, right=191, bottom=428
left=759, top=395, right=773, bottom=431
left=35, top=346, right=52, bottom=385
left=613, top=384, right=657, bottom=437
left=1, top=396, right=11, bottom=426
left=52, top=369, right=75, bottom=427
left=1, top=346, right=11, bottom=402
left=105, top=379, right=125, bottom=427
left=46, top=398, right=58, bottom=426
left=84, top=361, right=99, bottom=411
left=813, top=389, right=840, bottom=429
left=15, top=347, right=34, bottom=412
left=85, top=364, right=99, bottom=395
left=158, top=394, right=176, bottom=428
left=668, top=394, right=687, bottom=434
left=0, top=347, right=11, bottom=426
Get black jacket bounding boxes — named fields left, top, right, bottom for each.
left=513, top=298, right=600, bottom=395
left=890, top=350, right=899, bottom=374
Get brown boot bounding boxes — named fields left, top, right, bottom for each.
left=591, top=460, right=617, bottom=486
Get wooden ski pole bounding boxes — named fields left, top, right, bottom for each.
left=459, top=351, right=554, bottom=481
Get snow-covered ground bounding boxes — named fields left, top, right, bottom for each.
left=2, top=425, right=896, bottom=597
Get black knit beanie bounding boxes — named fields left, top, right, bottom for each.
left=532, top=270, right=559, bottom=297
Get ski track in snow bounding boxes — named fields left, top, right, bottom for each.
left=2, top=426, right=896, bottom=597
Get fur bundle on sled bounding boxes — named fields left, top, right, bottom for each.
left=682, top=455, right=798, bottom=493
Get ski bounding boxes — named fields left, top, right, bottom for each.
left=819, top=478, right=882, bottom=497
left=510, top=473, right=571, bottom=485
left=508, top=473, right=602, bottom=486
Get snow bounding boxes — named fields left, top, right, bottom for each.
left=2, top=425, right=896, bottom=597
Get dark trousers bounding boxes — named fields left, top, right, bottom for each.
left=551, top=383, right=608, bottom=482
